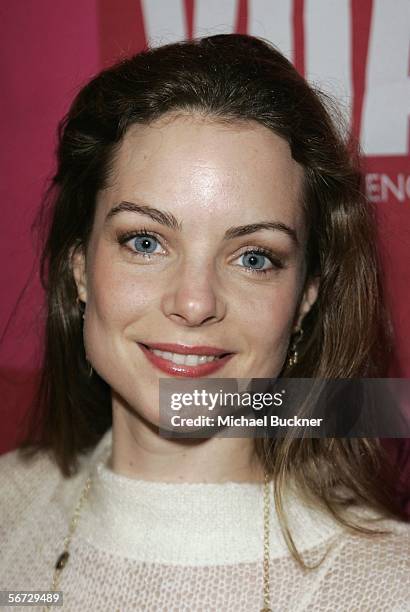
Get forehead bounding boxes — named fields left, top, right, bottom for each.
left=99, top=113, right=305, bottom=236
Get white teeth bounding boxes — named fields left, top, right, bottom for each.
left=172, top=353, right=185, bottom=365
left=150, top=349, right=219, bottom=366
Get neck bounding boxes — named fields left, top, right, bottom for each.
left=110, top=398, right=265, bottom=484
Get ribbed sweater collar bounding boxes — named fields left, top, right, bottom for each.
left=57, top=428, right=343, bottom=565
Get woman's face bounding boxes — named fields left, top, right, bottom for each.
left=72, top=113, right=318, bottom=425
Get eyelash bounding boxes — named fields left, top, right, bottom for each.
left=117, top=228, right=284, bottom=276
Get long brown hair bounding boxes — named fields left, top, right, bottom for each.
left=18, top=34, right=408, bottom=565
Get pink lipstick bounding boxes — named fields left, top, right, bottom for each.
left=138, top=343, right=234, bottom=377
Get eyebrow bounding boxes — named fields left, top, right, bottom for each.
left=105, top=200, right=299, bottom=246
left=106, top=200, right=181, bottom=231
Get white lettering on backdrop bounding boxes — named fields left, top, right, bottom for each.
left=304, top=0, right=352, bottom=129
left=248, top=0, right=292, bottom=60
left=140, top=0, right=410, bottom=158
left=361, top=0, right=410, bottom=155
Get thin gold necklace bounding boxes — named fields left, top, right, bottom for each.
left=43, top=458, right=272, bottom=612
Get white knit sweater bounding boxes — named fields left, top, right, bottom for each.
left=1, top=428, right=409, bottom=611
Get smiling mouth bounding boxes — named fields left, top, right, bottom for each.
left=137, top=342, right=235, bottom=377
left=139, top=344, right=231, bottom=367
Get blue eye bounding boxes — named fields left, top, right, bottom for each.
left=241, top=251, right=271, bottom=271
left=238, top=249, right=283, bottom=275
left=118, top=230, right=163, bottom=257
left=132, top=235, right=158, bottom=254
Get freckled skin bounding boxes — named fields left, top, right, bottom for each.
left=72, top=113, right=319, bottom=482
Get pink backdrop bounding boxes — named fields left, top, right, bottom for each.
left=1, top=0, right=409, bottom=507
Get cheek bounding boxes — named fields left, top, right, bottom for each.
left=86, top=250, right=158, bottom=327
left=81, top=252, right=158, bottom=405
left=239, top=278, right=301, bottom=369
left=81, top=254, right=148, bottom=370
left=244, top=280, right=299, bottom=335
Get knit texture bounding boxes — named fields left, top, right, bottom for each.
left=1, top=428, right=409, bottom=611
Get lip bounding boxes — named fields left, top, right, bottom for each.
left=140, top=342, right=231, bottom=356
left=138, top=343, right=234, bottom=377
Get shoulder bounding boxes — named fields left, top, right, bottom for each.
left=315, top=518, right=410, bottom=610
left=0, top=445, right=62, bottom=528
left=0, top=444, right=59, bottom=487
left=0, top=443, right=59, bottom=478
left=341, top=518, right=410, bottom=569
left=0, top=436, right=107, bottom=529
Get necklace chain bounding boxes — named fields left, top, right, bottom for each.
left=43, top=455, right=272, bottom=612
left=261, top=470, right=272, bottom=611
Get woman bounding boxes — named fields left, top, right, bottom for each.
left=0, top=34, right=409, bottom=611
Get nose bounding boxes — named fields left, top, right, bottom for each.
left=161, top=259, right=226, bottom=327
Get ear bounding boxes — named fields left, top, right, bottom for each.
left=293, top=275, right=320, bottom=331
left=70, top=243, right=88, bottom=303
